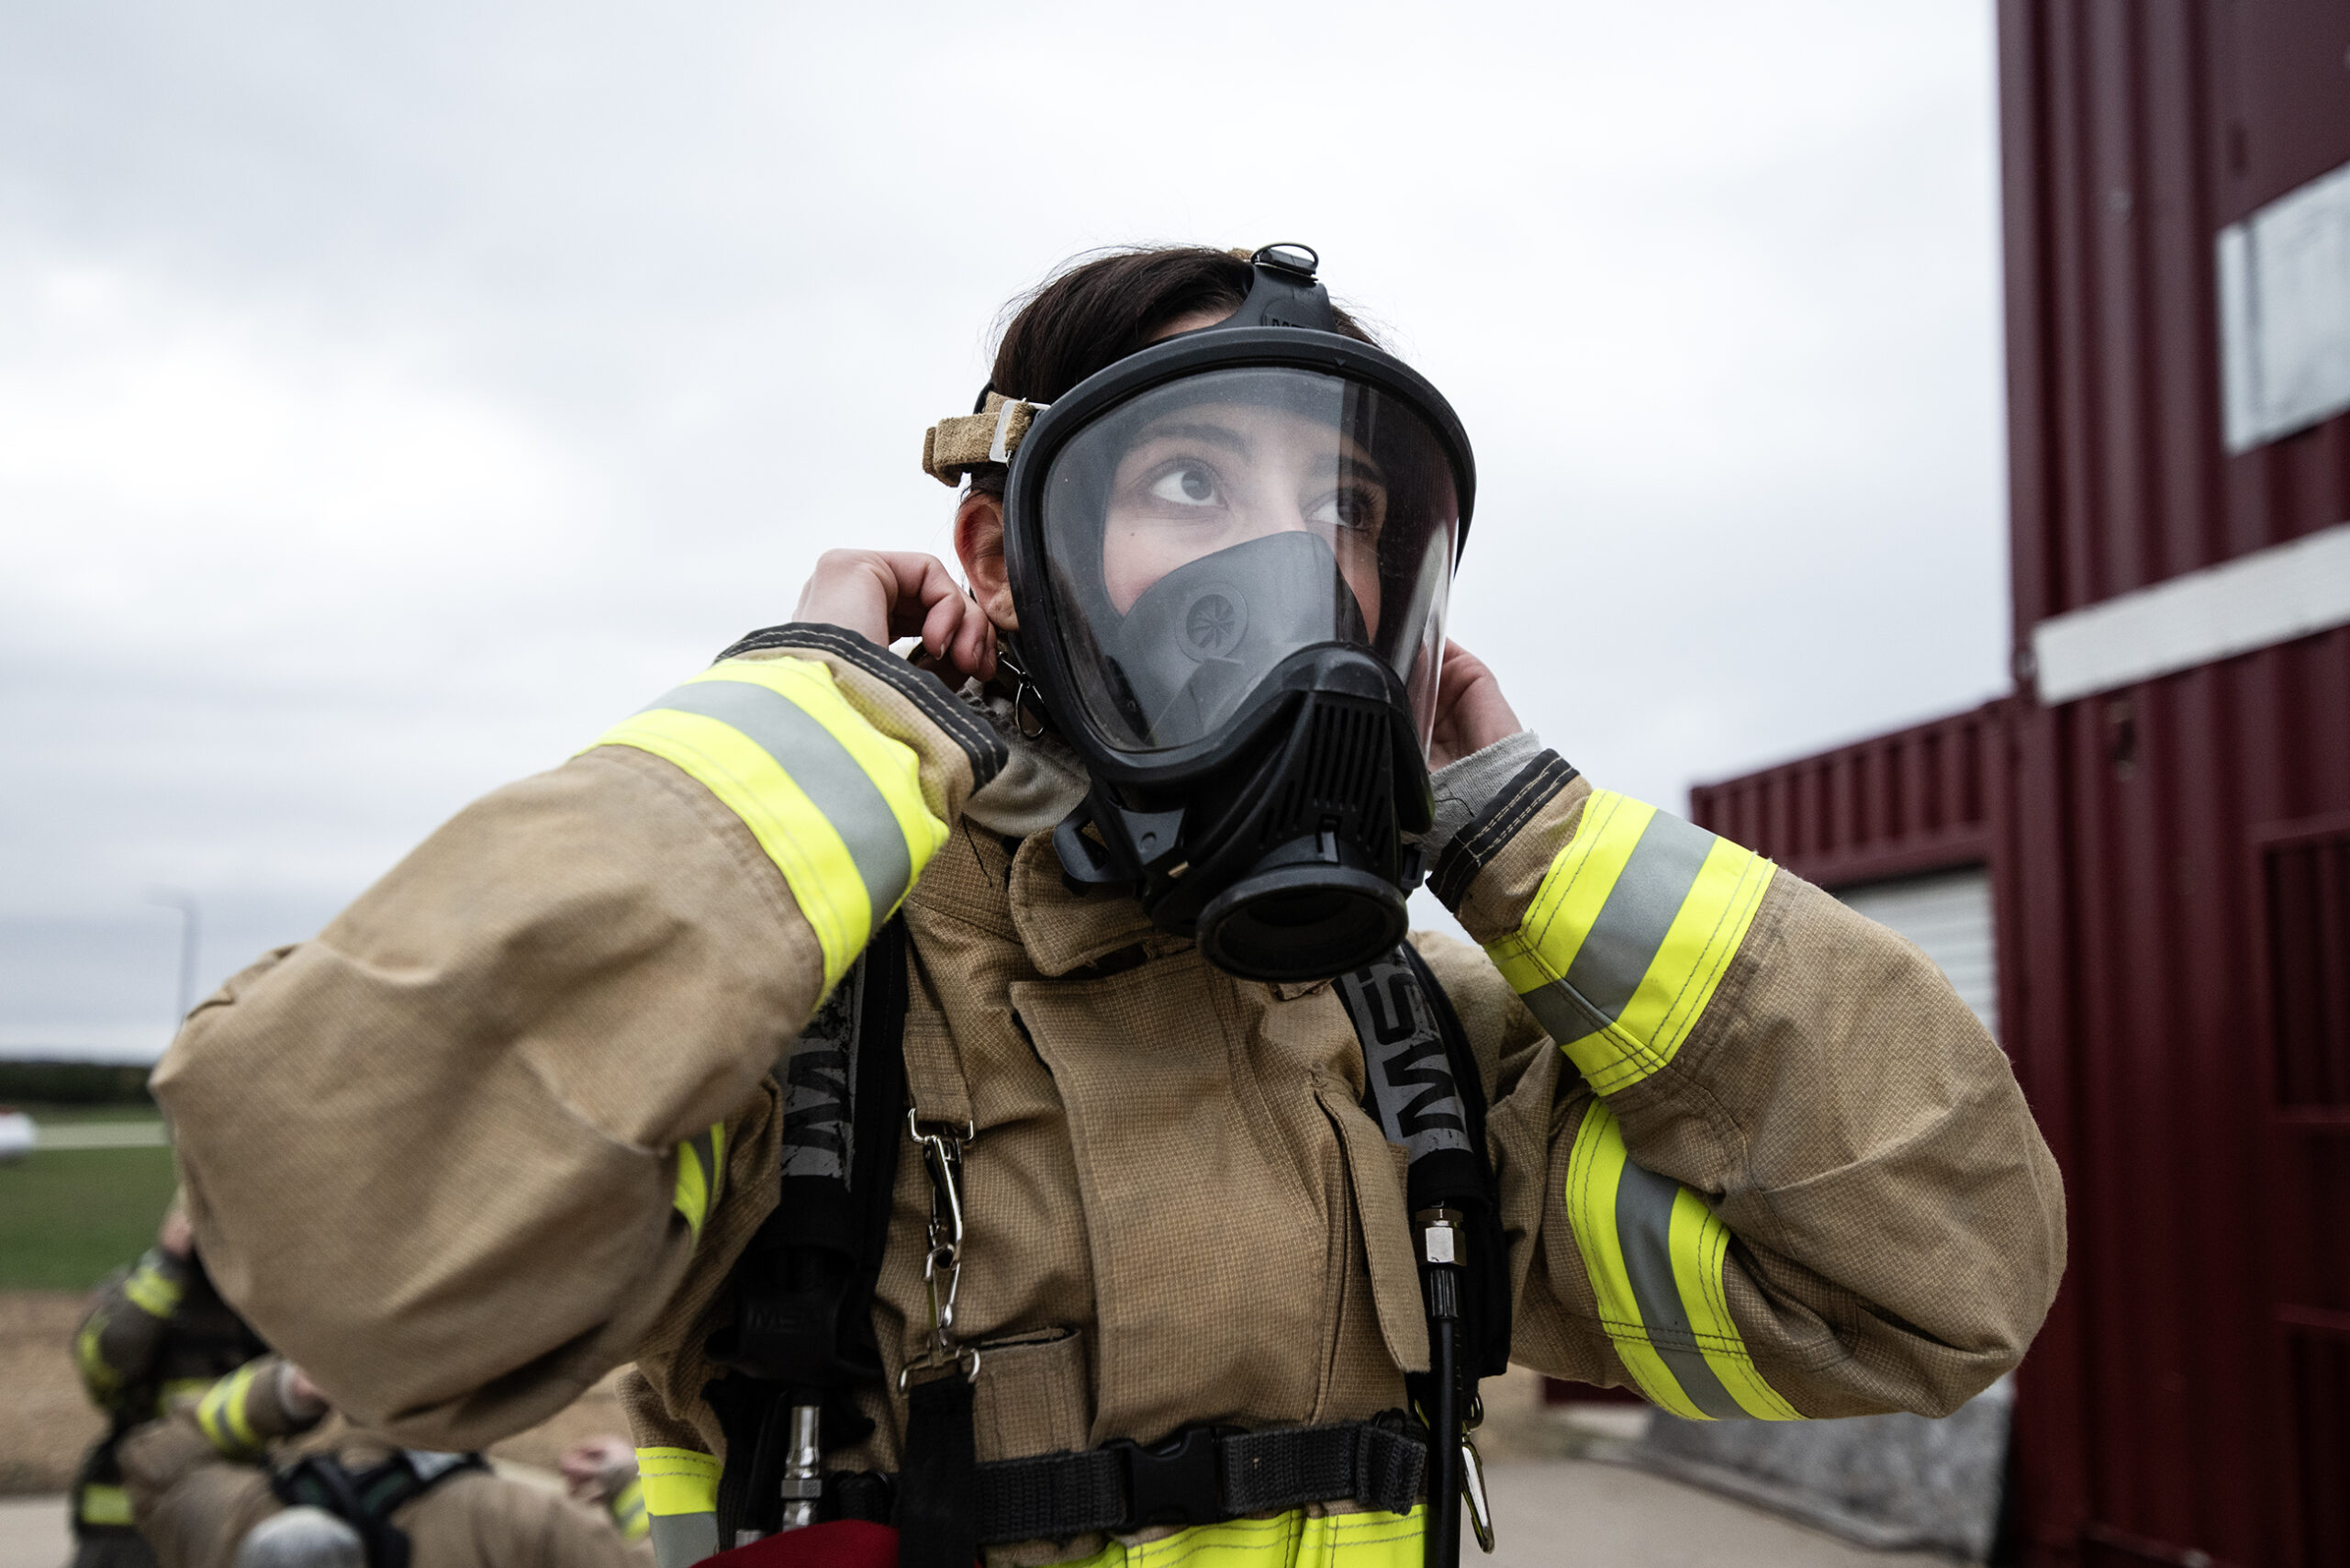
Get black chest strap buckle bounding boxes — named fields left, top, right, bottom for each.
left=1108, top=1426, right=1227, bottom=1529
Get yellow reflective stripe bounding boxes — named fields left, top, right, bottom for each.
left=1061, top=1504, right=1426, bottom=1568
left=1563, top=1102, right=1803, bottom=1421
left=1491, top=791, right=1774, bottom=1095
left=590, top=657, right=945, bottom=992
left=122, top=1258, right=183, bottom=1317
left=74, top=1316, right=119, bottom=1401
left=610, top=1476, right=650, bottom=1541
left=1561, top=1103, right=1707, bottom=1419
left=678, top=660, right=945, bottom=890
left=633, top=1447, right=722, bottom=1517
left=196, top=1362, right=263, bottom=1456
left=1490, top=790, right=1654, bottom=993
left=78, top=1482, right=134, bottom=1527
left=598, top=707, right=873, bottom=987
left=671, top=1124, right=723, bottom=1241
left=672, top=1143, right=707, bottom=1239
left=1667, top=1186, right=1803, bottom=1420
left=1603, top=837, right=1774, bottom=1087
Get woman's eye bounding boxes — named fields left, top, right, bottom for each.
left=1309, top=487, right=1383, bottom=533
left=1148, top=465, right=1219, bottom=507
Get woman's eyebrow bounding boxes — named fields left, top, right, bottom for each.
left=1326, top=439, right=1388, bottom=487
left=1136, top=420, right=1251, bottom=456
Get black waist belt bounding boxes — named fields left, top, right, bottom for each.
left=890, top=1419, right=1427, bottom=1545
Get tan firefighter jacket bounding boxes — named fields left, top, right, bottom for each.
left=152, top=624, right=2065, bottom=1567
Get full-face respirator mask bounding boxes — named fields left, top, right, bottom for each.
left=926, top=246, right=1475, bottom=982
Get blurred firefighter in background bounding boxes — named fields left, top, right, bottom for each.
left=72, top=1205, right=652, bottom=1565
left=115, top=1351, right=654, bottom=1568
left=69, top=1203, right=266, bottom=1566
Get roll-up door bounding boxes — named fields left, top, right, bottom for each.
left=1835, top=866, right=1998, bottom=1040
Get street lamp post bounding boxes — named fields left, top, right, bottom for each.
left=146, top=888, right=201, bottom=1030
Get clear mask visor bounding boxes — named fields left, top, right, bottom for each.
left=1037, top=366, right=1459, bottom=755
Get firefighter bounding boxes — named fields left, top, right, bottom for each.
left=116, top=1353, right=654, bottom=1567
left=69, top=1205, right=267, bottom=1566
left=153, top=244, right=2065, bottom=1568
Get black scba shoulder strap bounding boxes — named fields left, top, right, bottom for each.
left=704, top=917, right=909, bottom=1545
left=1333, top=942, right=1513, bottom=1383
left=1334, top=941, right=1508, bottom=1565
left=268, top=1449, right=487, bottom=1568
left=708, top=933, right=1506, bottom=1562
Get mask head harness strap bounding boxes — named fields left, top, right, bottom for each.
left=1219, top=242, right=1334, bottom=331
left=917, top=244, right=1332, bottom=487
left=922, top=391, right=1046, bottom=487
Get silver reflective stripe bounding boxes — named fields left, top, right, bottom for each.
left=650, top=1511, right=721, bottom=1568
left=1614, top=1159, right=1746, bottom=1420
left=644, top=679, right=913, bottom=922
left=1521, top=985, right=1606, bottom=1058
left=1517, top=812, right=1717, bottom=1049
left=1566, top=811, right=1716, bottom=1019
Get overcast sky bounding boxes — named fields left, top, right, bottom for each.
left=0, top=1, right=2010, bottom=1061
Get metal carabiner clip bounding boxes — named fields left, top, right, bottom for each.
left=991, top=637, right=1048, bottom=740
left=1460, top=1430, right=1495, bottom=1553
left=903, top=1109, right=980, bottom=1388
left=907, top=1109, right=972, bottom=1246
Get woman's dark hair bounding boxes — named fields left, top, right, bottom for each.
left=969, top=245, right=1378, bottom=498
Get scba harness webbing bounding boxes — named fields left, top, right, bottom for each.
left=266, top=1448, right=489, bottom=1568
left=704, top=924, right=1507, bottom=1568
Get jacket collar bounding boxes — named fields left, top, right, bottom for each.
left=1006, top=832, right=1178, bottom=978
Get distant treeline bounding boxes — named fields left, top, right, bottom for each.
left=0, top=1059, right=156, bottom=1105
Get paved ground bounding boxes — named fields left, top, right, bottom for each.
left=0, top=1496, right=70, bottom=1568
left=0, top=1287, right=631, bottom=1495
left=1477, top=1459, right=1958, bottom=1568
left=0, top=1294, right=101, bottom=1495
left=0, top=1463, right=1962, bottom=1568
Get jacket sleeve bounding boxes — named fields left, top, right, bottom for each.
left=118, top=1409, right=278, bottom=1568
left=151, top=625, right=1005, bottom=1449
left=1422, top=750, right=2065, bottom=1420
left=73, top=1249, right=188, bottom=1411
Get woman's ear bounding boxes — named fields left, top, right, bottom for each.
left=954, top=490, right=1019, bottom=632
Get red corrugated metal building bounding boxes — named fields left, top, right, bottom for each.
left=1690, top=5, right=2350, bottom=1563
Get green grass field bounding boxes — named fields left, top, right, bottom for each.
left=0, top=1113, right=178, bottom=1290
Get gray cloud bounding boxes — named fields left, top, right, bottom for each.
left=0, top=0, right=2008, bottom=1058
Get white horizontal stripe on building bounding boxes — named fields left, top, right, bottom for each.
left=2030, top=520, right=2350, bottom=704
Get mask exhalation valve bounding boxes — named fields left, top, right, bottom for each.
left=1196, top=864, right=1409, bottom=983
left=1054, top=653, right=1433, bottom=983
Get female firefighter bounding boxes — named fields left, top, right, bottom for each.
left=152, top=245, right=2065, bottom=1568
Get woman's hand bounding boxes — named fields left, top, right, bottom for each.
left=1427, top=639, right=1522, bottom=770
left=792, top=550, right=998, bottom=683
